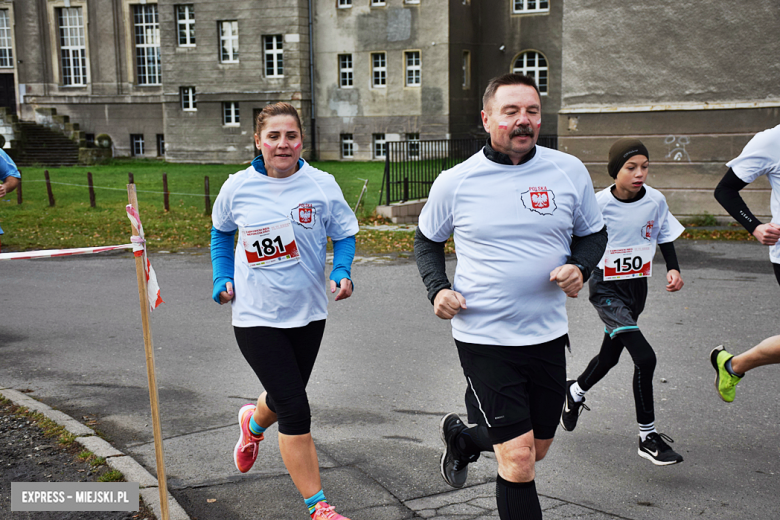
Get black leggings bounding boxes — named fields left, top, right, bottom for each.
left=577, top=331, right=657, bottom=425
left=233, top=320, right=326, bottom=436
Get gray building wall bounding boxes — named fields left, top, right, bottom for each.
left=10, top=0, right=312, bottom=163
left=160, top=0, right=312, bottom=163
left=313, top=0, right=451, bottom=161
left=559, top=0, right=780, bottom=218
left=16, top=0, right=165, bottom=157
left=474, top=0, right=562, bottom=138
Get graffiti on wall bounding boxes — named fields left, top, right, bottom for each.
left=665, top=135, right=691, bottom=163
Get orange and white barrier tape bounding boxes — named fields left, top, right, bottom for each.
left=0, top=205, right=164, bottom=312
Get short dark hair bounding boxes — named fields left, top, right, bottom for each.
left=254, top=102, right=304, bottom=137
left=482, top=73, right=541, bottom=113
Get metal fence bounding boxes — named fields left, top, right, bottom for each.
left=379, top=135, right=558, bottom=205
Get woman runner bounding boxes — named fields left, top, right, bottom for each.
left=210, top=102, right=359, bottom=519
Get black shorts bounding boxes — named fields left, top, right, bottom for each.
left=774, top=262, right=780, bottom=287
left=588, top=269, right=649, bottom=337
left=455, top=334, right=568, bottom=444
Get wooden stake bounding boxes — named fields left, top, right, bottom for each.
left=204, top=176, right=210, bottom=215
left=16, top=175, right=21, bottom=204
left=87, top=172, right=96, bottom=208
left=44, top=170, right=55, bottom=207
left=162, top=173, right=169, bottom=212
left=126, top=185, right=170, bottom=520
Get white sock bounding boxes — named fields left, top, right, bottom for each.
left=639, top=422, right=656, bottom=442
left=570, top=381, right=586, bottom=402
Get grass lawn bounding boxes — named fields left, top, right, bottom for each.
left=0, top=158, right=753, bottom=255
left=0, top=158, right=390, bottom=253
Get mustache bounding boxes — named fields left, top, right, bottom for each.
left=510, top=125, right=535, bottom=137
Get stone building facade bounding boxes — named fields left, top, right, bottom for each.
left=313, top=0, right=562, bottom=161
left=558, top=0, right=780, bottom=219
left=0, top=0, right=562, bottom=163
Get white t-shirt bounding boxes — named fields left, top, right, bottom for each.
left=727, top=124, right=780, bottom=263
left=212, top=160, right=359, bottom=328
left=597, top=184, right=684, bottom=270
left=418, top=147, right=605, bottom=346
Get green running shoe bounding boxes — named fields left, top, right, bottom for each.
left=710, top=346, right=742, bottom=403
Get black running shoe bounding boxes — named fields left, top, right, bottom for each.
left=439, top=413, right=470, bottom=488
left=560, top=380, right=589, bottom=432
left=638, top=432, right=684, bottom=466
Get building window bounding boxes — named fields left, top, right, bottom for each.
left=220, top=21, right=239, bottom=63
left=371, top=0, right=386, bottom=5
left=512, top=51, right=548, bottom=95
left=180, top=86, right=196, bottom=111
left=0, top=10, right=12, bottom=68
left=405, top=0, right=420, bottom=4
left=58, top=7, right=87, bottom=86
left=176, top=5, right=195, bottom=46
left=339, top=54, right=353, bottom=88
left=156, top=134, right=165, bottom=156
left=133, top=4, right=161, bottom=85
left=223, top=102, right=240, bottom=126
left=405, top=51, right=421, bottom=86
left=462, top=50, right=470, bottom=89
left=338, top=0, right=352, bottom=8
left=373, top=133, right=386, bottom=159
left=513, top=0, right=549, bottom=13
left=407, top=133, right=420, bottom=157
left=264, top=35, right=283, bottom=77
left=85, top=133, right=95, bottom=146
left=372, top=52, right=386, bottom=88
left=131, top=134, right=144, bottom=156
left=341, top=134, right=354, bottom=159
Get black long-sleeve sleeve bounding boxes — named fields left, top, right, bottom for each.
left=568, top=225, right=608, bottom=282
left=714, top=168, right=761, bottom=233
left=659, top=242, right=680, bottom=272
left=414, top=227, right=451, bottom=304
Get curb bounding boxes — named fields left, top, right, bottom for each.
left=0, top=387, right=191, bottom=520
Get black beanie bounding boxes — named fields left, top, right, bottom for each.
left=607, top=138, right=649, bottom=179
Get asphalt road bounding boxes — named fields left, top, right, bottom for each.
left=2, top=240, right=779, bottom=519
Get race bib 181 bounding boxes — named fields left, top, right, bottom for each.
left=240, top=219, right=300, bottom=268
left=603, top=244, right=653, bottom=281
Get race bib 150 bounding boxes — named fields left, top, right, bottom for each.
left=603, top=244, right=653, bottom=281
left=240, top=219, right=300, bottom=268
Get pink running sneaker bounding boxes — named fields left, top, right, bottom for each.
left=311, top=501, right=351, bottom=520
left=233, top=404, right=263, bottom=473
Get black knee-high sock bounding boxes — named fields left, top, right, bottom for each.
left=458, top=425, right=494, bottom=461
left=496, top=475, right=542, bottom=520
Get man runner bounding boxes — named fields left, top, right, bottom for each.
left=711, top=124, right=780, bottom=402
left=414, top=73, right=607, bottom=520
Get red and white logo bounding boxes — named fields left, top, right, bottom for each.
left=521, top=187, right=557, bottom=216
left=641, top=220, right=655, bottom=240
left=291, top=203, right=316, bottom=229
left=531, top=190, right=550, bottom=209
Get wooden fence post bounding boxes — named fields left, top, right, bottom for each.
left=162, top=172, right=169, bottom=212
left=16, top=175, right=21, bottom=204
left=87, top=172, right=96, bottom=208
left=44, top=170, right=55, bottom=207
left=204, top=176, right=210, bottom=215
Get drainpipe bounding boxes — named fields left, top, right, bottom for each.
left=307, top=0, right=316, bottom=160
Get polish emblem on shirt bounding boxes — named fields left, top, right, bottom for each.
left=641, top=220, right=654, bottom=240
left=291, top=203, right=316, bottom=229
left=521, top=187, right=557, bottom=216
